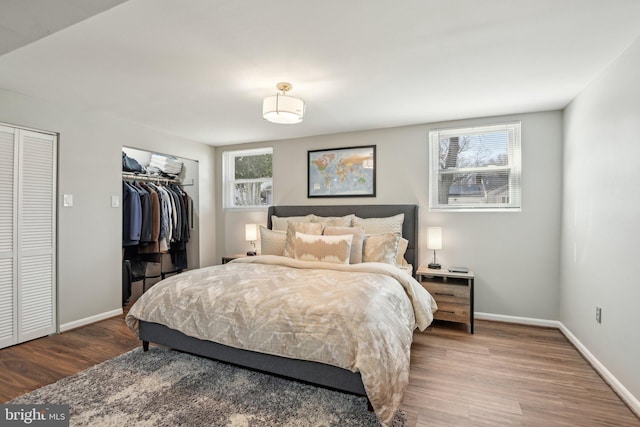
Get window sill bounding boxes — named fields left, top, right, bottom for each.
left=429, top=207, right=522, bottom=213
left=223, top=206, right=270, bottom=212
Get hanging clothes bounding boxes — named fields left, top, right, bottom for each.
left=147, top=182, right=171, bottom=253
left=122, top=182, right=142, bottom=246
left=122, top=179, right=192, bottom=253
left=166, top=183, right=189, bottom=270
left=122, top=177, right=193, bottom=280
left=130, top=181, right=153, bottom=245
left=138, top=182, right=161, bottom=254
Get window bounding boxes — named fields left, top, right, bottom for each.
left=429, top=122, right=521, bottom=211
left=223, top=147, right=273, bottom=208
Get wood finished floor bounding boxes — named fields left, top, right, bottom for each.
left=0, top=316, right=637, bottom=426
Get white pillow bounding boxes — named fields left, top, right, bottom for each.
left=353, top=213, right=404, bottom=235
left=310, top=214, right=354, bottom=227
left=294, top=232, right=353, bottom=264
left=259, top=226, right=286, bottom=256
left=363, top=233, right=400, bottom=265
left=271, top=214, right=314, bottom=232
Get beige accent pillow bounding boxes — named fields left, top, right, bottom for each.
left=323, top=226, right=365, bottom=264
left=271, top=214, right=314, bottom=232
left=396, top=237, right=409, bottom=266
left=363, top=233, right=401, bottom=265
left=353, top=213, right=404, bottom=235
left=283, top=222, right=324, bottom=258
left=259, top=225, right=286, bottom=256
left=294, top=232, right=353, bottom=264
left=310, top=214, right=354, bottom=227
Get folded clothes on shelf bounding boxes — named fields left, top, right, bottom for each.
left=150, top=153, right=183, bottom=175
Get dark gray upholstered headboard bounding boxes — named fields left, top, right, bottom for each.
left=267, top=205, right=419, bottom=276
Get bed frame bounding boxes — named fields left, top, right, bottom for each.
left=139, top=204, right=419, bottom=400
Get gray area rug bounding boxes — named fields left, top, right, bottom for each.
left=10, top=347, right=406, bottom=426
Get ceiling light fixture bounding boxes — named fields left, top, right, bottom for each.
left=262, top=82, right=305, bottom=124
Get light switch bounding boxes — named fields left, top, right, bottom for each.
left=63, top=194, right=73, bottom=207
left=111, top=195, right=120, bottom=208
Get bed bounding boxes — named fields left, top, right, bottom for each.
left=126, top=204, right=436, bottom=426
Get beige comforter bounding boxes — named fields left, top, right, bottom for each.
left=126, top=255, right=436, bottom=426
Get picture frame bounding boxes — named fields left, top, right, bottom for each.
left=307, top=145, right=376, bottom=198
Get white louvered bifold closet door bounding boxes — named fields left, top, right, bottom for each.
left=0, top=125, right=17, bottom=348
left=0, top=124, right=57, bottom=349
left=17, top=130, right=57, bottom=343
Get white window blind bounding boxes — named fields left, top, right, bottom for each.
left=429, top=122, right=522, bottom=211
left=223, top=147, right=273, bottom=208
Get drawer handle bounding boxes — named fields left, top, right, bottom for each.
left=435, top=292, right=455, bottom=297
left=439, top=310, right=455, bottom=314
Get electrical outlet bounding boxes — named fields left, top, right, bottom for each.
left=596, top=306, right=602, bottom=324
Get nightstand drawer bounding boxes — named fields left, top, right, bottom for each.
left=433, top=301, right=469, bottom=323
left=421, top=281, right=469, bottom=304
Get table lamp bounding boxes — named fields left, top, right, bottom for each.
left=245, top=224, right=258, bottom=256
left=427, top=227, right=442, bottom=269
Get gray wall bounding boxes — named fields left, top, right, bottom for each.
left=216, top=110, right=563, bottom=320
left=561, top=36, right=640, bottom=401
left=0, top=88, right=217, bottom=327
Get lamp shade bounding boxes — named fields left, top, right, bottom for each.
left=427, top=227, right=442, bottom=250
left=245, top=224, right=258, bottom=242
left=263, top=93, right=305, bottom=124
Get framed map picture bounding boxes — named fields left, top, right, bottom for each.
left=308, top=145, right=376, bottom=198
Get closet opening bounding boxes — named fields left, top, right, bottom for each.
left=121, top=147, right=199, bottom=306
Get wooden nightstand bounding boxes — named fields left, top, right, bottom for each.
left=416, top=266, right=475, bottom=333
left=221, top=254, right=249, bottom=264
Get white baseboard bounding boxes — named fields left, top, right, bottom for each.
left=558, top=323, right=640, bottom=418
left=59, top=308, right=123, bottom=333
left=474, top=312, right=640, bottom=418
left=474, top=312, right=561, bottom=328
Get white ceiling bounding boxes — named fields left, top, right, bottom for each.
left=1, top=0, right=640, bottom=146
left=0, top=0, right=127, bottom=55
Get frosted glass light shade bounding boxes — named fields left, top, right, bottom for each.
left=427, top=227, right=442, bottom=250
left=245, top=224, right=258, bottom=242
left=263, top=93, right=305, bottom=124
